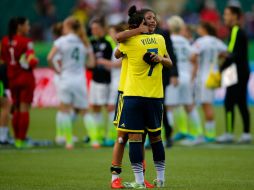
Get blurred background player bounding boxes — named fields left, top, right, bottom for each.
left=88, top=18, right=116, bottom=148
left=47, top=16, right=94, bottom=149
left=190, top=22, right=227, bottom=144
left=152, top=11, right=178, bottom=148
left=165, top=16, right=203, bottom=144
left=217, top=6, right=251, bottom=144
left=97, top=24, right=125, bottom=146
left=0, top=59, right=11, bottom=145
left=1, top=17, right=38, bottom=148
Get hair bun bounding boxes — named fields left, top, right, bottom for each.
left=128, top=5, right=137, bottom=17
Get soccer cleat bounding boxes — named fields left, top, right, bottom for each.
left=180, top=136, right=204, bottom=146
left=153, top=179, right=164, bottom=188
left=123, top=182, right=146, bottom=189
left=103, top=139, right=115, bottom=147
left=216, top=133, right=234, bottom=144
left=204, top=137, right=216, bottom=143
left=238, top=133, right=252, bottom=144
left=65, top=144, right=74, bottom=150
left=55, top=136, right=65, bottom=145
left=144, top=180, right=154, bottom=188
left=111, top=178, right=124, bottom=189
left=91, top=141, right=101, bottom=149
left=173, top=133, right=188, bottom=141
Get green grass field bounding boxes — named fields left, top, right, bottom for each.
left=0, top=107, right=254, bottom=190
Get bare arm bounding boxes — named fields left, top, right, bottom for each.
left=114, top=48, right=124, bottom=59
left=151, top=53, right=172, bottom=68
left=86, top=48, right=95, bottom=69
left=47, top=46, right=60, bottom=74
left=190, top=54, right=199, bottom=82
left=97, top=58, right=121, bottom=69
left=116, top=21, right=149, bottom=43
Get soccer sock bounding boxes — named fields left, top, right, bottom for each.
left=70, top=110, right=78, bottom=123
left=108, top=111, right=116, bottom=141
left=18, top=112, right=29, bottom=140
left=59, top=112, right=73, bottom=146
left=0, top=126, right=9, bottom=142
left=56, top=111, right=65, bottom=138
left=166, top=111, right=174, bottom=128
left=94, top=112, right=104, bottom=143
left=151, top=141, right=165, bottom=182
left=84, top=113, right=99, bottom=144
left=111, top=164, right=122, bottom=182
left=174, top=107, right=188, bottom=135
left=188, top=108, right=203, bottom=137
left=12, top=112, right=19, bottom=139
left=205, top=121, right=215, bottom=139
left=129, top=141, right=144, bottom=184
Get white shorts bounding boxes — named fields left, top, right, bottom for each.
left=165, top=81, right=193, bottom=106
left=57, top=77, right=88, bottom=109
left=108, top=80, right=119, bottom=105
left=195, top=81, right=214, bottom=104
left=89, top=80, right=110, bottom=106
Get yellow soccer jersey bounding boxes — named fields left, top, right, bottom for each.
left=118, top=34, right=167, bottom=98
left=118, top=56, right=128, bottom=92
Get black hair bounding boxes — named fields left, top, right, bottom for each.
left=90, top=17, right=106, bottom=28
left=200, top=22, right=217, bottom=37
left=127, top=5, right=144, bottom=29
left=140, top=8, right=156, bottom=16
left=52, top=22, right=63, bottom=38
left=8, top=17, right=27, bottom=42
left=226, top=6, right=242, bottom=19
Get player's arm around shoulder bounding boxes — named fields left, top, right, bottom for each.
left=115, top=20, right=148, bottom=43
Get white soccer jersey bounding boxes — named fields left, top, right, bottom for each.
left=54, top=33, right=87, bottom=78
left=54, top=33, right=88, bottom=108
left=171, top=34, right=192, bottom=82
left=191, top=35, right=227, bottom=82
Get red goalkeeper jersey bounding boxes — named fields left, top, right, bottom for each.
left=1, top=35, right=36, bottom=80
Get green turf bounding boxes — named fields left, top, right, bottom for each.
left=0, top=107, right=254, bottom=190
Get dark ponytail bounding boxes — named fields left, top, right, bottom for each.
left=8, top=17, right=27, bottom=43
left=200, top=22, right=217, bottom=37
left=127, top=5, right=144, bottom=29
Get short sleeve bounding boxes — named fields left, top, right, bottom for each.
left=53, top=37, right=63, bottom=50
left=191, top=39, right=203, bottom=55
left=216, top=39, right=227, bottom=53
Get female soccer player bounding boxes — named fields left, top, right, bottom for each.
left=1, top=17, right=38, bottom=148
left=190, top=22, right=227, bottom=143
left=165, top=16, right=203, bottom=144
left=113, top=6, right=172, bottom=188
left=87, top=18, right=116, bottom=148
left=47, top=16, right=94, bottom=149
left=96, top=24, right=125, bottom=146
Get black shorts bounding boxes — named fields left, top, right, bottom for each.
left=117, top=96, right=163, bottom=133
left=113, top=91, right=124, bottom=126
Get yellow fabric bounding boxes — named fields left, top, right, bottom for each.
left=118, top=34, right=167, bottom=98
left=205, top=70, right=221, bottom=89
left=118, top=56, right=128, bottom=92
left=228, top=25, right=239, bottom=53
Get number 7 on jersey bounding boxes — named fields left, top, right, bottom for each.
left=147, top=48, right=158, bottom=76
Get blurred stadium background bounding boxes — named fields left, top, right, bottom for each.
left=0, top=0, right=254, bottom=190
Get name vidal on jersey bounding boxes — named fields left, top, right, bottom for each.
left=141, top=37, right=158, bottom=45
